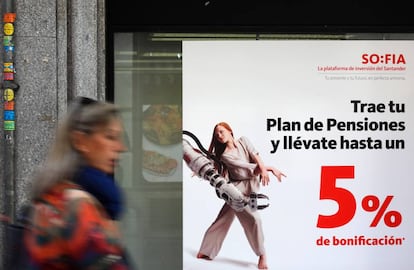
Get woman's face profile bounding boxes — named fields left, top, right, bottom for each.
left=75, top=118, right=126, bottom=174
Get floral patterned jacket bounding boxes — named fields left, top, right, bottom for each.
left=24, top=181, right=132, bottom=269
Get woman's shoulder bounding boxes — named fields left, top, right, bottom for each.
left=50, top=180, right=98, bottom=202
left=237, top=136, right=252, bottom=146
left=238, top=136, right=249, bottom=141
left=26, top=181, right=129, bottom=269
left=64, top=185, right=98, bottom=204
left=237, top=136, right=258, bottom=154
left=34, top=180, right=105, bottom=219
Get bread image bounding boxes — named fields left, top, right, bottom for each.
left=142, top=150, right=178, bottom=176
left=142, top=105, right=182, bottom=145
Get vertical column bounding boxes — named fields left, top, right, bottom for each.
left=70, top=0, right=98, bottom=98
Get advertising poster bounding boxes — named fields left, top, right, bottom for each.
left=182, top=40, right=413, bottom=270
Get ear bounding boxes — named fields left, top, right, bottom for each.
left=71, top=130, right=90, bottom=153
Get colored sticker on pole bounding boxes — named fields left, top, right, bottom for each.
left=3, top=89, right=14, bottom=101
left=4, top=121, right=15, bottom=131
left=4, top=110, right=15, bottom=121
left=4, top=101, right=14, bottom=110
left=3, top=13, right=16, bottom=23
left=4, top=45, right=14, bottom=52
left=3, top=23, right=14, bottom=36
left=3, top=36, right=13, bottom=46
left=3, top=72, right=14, bottom=81
left=4, top=46, right=14, bottom=61
left=4, top=62, right=14, bottom=72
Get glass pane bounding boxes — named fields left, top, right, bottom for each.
left=114, top=32, right=183, bottom=270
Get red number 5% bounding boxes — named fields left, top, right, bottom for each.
left=316, top=166, right=402, bottom=228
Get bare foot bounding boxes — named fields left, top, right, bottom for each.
left=258, top=255, right=268, bottom=269
left=196, top=253, right=212, bottom=260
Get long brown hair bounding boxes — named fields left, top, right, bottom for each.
left=208, top=122, right=234, bottom=172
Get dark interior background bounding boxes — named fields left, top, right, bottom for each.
left=106, top=0, right=414, bottom=100
left=107, top=0, right=414, bottom=32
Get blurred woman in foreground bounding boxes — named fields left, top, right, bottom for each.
left=24, top=97, right=133, bottom=269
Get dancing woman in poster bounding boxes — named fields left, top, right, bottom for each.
left=196, top=122, right=286, bottom=269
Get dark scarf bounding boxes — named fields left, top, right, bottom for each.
left=74, top=166, right=124, bottom=220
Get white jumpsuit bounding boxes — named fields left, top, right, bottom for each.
left=198, top=136, right=265, bottom=259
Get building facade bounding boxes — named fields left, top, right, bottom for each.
left=0, top=0, right=106, bottom=268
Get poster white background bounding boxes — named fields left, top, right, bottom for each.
left=182, top=40, right=414, bottom=270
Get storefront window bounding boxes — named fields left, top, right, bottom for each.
left=112, top=32, right=414, bottom=270
left=114, top=32, right=183, bottom=270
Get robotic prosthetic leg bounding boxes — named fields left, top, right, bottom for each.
left=183, top=137, right=269, bottom=212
